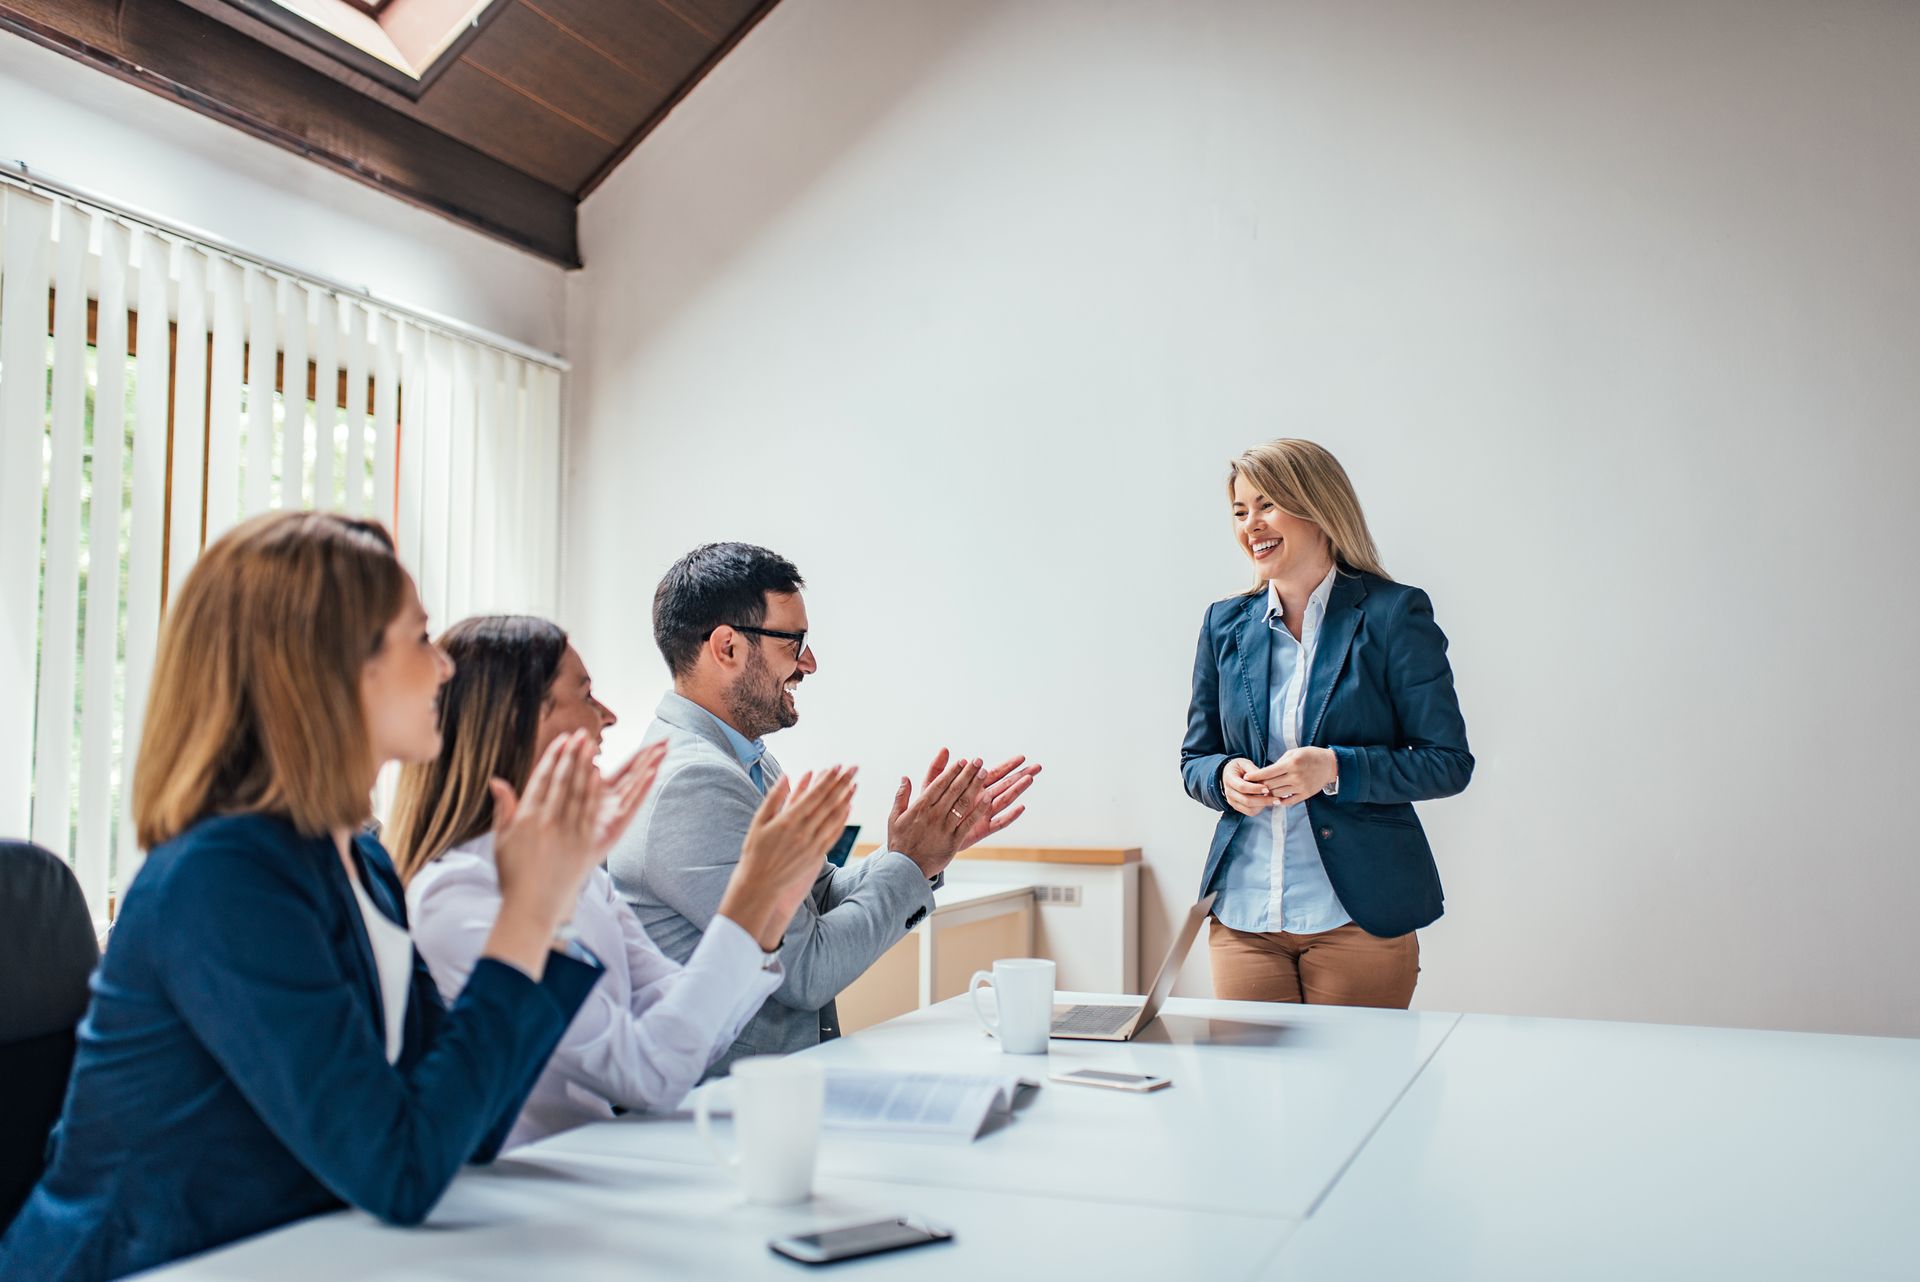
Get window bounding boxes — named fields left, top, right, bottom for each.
left=223, top=0, right=502, bottom=96
left=0, top=182, right=562, bottom=921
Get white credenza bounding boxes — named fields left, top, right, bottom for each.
left=837, top=846, right=1139, bottom=1032
left=834, top=881, right=1032, bottom=1034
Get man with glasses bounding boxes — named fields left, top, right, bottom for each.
left=608, top=542, right=1040, bottom=1075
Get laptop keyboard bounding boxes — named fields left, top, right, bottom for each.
left=1051, top=1004, right=1140, bottom=1036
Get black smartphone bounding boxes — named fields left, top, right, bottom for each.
left=825, top=824, right=860, bottom=868
left=768, top=1216, right=953, bottom=1265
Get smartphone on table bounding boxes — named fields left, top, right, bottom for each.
left=769, top=1216, right=953, bottom=1265
left=1049, top=1068, right=1173, bottom=1092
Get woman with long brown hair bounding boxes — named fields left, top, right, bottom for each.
left=0, top=512, right=637, bottom=1282
left=391, top=616, right=854, bottom=1147
left=1181, top=440, right=1473, bottom=1007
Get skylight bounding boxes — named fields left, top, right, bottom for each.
left=247, top=0, right=497, bottom=85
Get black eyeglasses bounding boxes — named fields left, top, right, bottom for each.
left=726, top=624, right=809, bottom=660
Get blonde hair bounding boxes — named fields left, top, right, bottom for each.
left=387, top=616, right=569, bottom=884
left=132, top=511, right=407, bottom=849
left=1228, top=439, right=1388, bottom=590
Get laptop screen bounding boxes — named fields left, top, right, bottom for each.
left=1134, top=892, right=1217, bottom=1028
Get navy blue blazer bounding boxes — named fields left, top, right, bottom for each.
left=1182, top=571, right=1473, bottom=939
left=0, top=813, right=600, bottom=1282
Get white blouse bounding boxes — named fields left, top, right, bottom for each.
left=345, top=864, right=412, bottom=1064
left=407, top=834, right=781, bottom=1150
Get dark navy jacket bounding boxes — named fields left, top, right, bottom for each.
left=0, top=813, right=600, bottom=1282
left=1182, top=571, right=1473, bottom=938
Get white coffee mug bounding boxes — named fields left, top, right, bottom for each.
left=970, top=957, right=1056, bottom=1055
left=693, top=1055, right=825, bottom=1205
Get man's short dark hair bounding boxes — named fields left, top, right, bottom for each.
left=653, top=543, right=806, bottom=678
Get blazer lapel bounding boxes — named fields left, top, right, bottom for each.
left=1305, top=572, right=1368, bottom=746
left=1232, top=592, right=1272, bottom=761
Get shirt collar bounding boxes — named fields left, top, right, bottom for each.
left=659, top=690, right=767, bottom=774
left=708, top=710, right=767, bottom=774
left=1265, top=565, right=1340, bottom=623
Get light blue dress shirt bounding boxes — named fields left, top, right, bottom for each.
left=707, top=712, right=768, bottom=795
left=1210, top=570, right=1353, bottom=935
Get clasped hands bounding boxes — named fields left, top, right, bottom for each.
left=1222, top=747, right=1338, bottom=818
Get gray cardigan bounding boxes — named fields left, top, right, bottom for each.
left=608, top=691, right=937, bottom=1076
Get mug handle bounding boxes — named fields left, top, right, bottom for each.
left=693, top=1081, right=740, bottom=1170
left=969, top=970, right=1000, bottom=1037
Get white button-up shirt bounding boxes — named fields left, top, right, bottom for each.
left=408, top=834, right=781, bottom=1150
left=1211, top=567, right=1353, bottom=935
left=1263, top=568, right=1350, bottom=932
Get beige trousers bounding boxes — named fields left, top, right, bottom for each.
left=1207, top=918, right=1420, bottom=1008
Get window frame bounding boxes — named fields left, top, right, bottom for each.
left=213, top=0, right=507, bottom=101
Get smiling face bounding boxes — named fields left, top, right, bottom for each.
left=1231, top=471, right=1333, bottom=583
left=358, top=575, right=457, bottom=767
left=724, top=590, right=816, bottom=739
left=534, top=644, right=616, bottom=762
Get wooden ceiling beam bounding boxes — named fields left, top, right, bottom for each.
left=0, top=0, right=580, bottom=266
left=576, top=0, right=780, bottom=199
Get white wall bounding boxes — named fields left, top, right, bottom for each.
left=0, top=34, right=565, bottom=352
left=563, top=0, right=1920, bottom=1038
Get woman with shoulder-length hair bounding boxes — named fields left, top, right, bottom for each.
left=0, top=511, right=646, bottom=1282
left=391, top=616, right=854, bottom=1147
left=1181, top=439, right=1472, bottom=1008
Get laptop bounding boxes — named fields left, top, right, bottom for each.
left=1049, top=893, right=1217, bottom=1042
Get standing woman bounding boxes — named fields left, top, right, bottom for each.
left=391, top=617, right=855, bottom=1148
left=1181, top=440, right=1472, bottom=1007
left=0, top=512, right=646, bottom=1282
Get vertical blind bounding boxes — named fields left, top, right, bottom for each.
left=0, top=180, right=565, bottom=920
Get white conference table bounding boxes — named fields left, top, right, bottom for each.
left=540, top=992, right=1459, bottom=1219
left=145, top=995, right=1919, bottom=1281
left=1259, top=1013, right=1920, bottom=1281
left=147, top=1146, right=1278, bottom=1280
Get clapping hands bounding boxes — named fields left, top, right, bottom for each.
left=485, top=733, right=668, bottom=977
left=887, top=748, right=1043, bottom=879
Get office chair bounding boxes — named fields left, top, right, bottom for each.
left=0, top=840, right=99, bottom=1233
